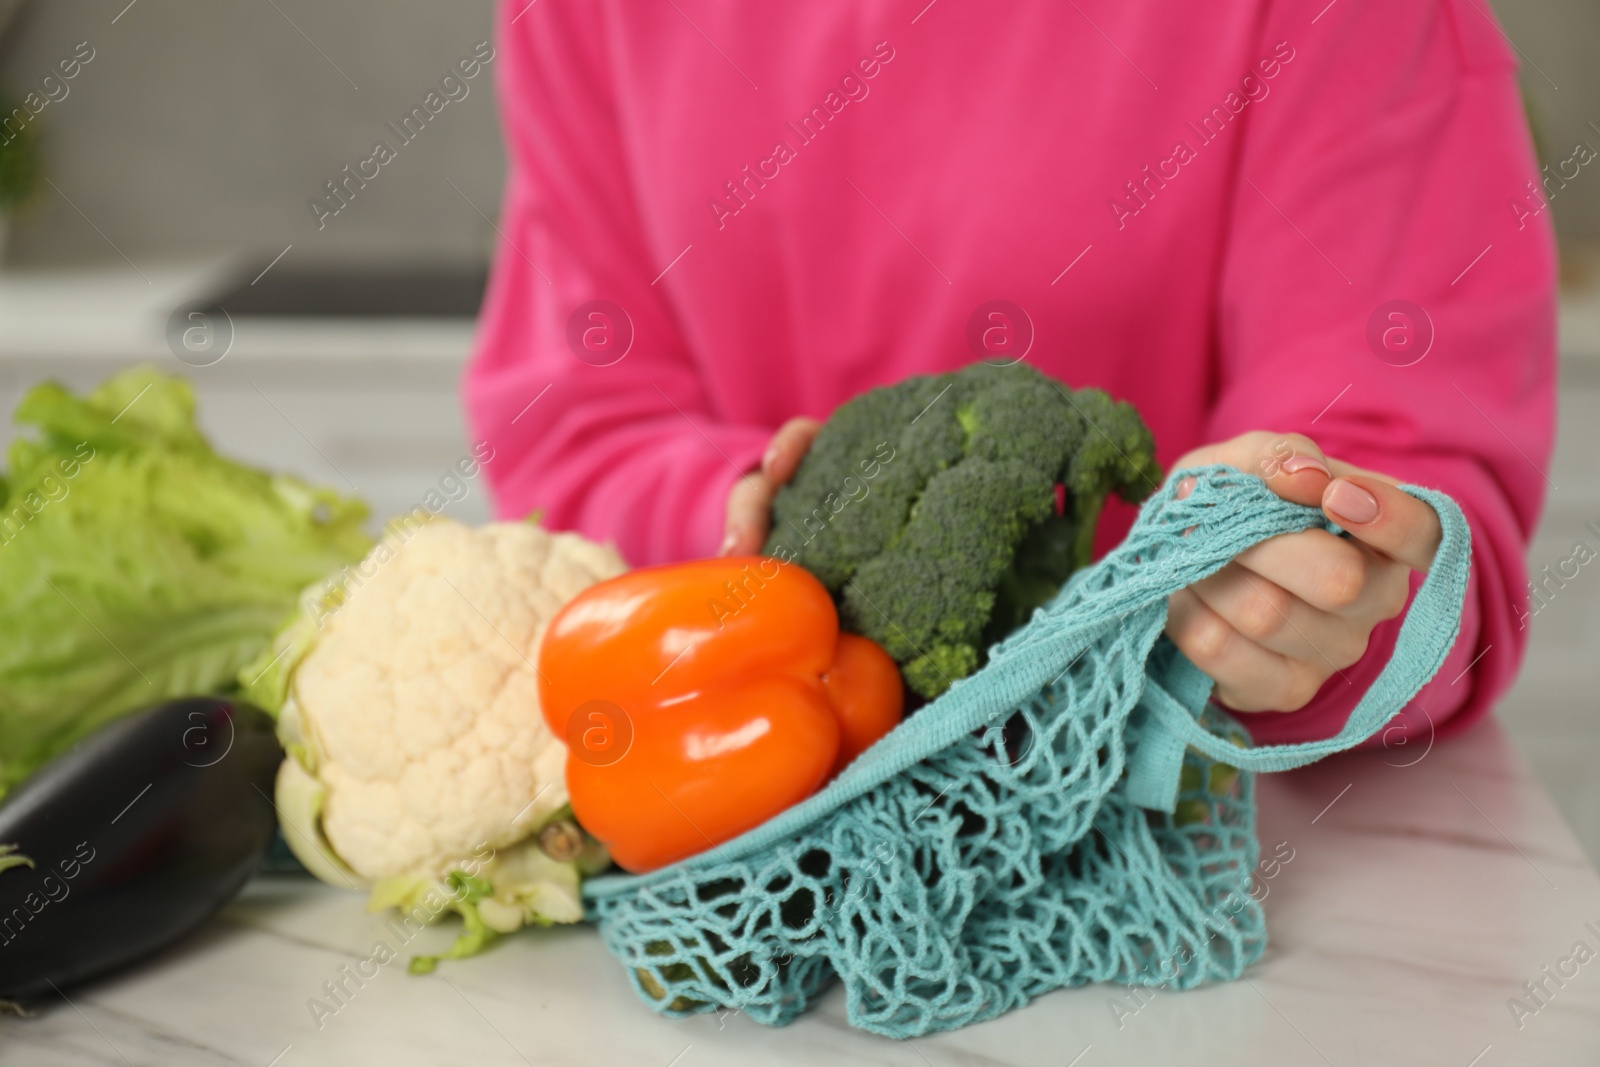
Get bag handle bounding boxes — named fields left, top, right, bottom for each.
left=1121, top=479, right=1472, bottom=810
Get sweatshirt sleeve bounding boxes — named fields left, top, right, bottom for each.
left=1205, top=0, right=1556, bottom=747
left=463, top=0, right=769, bottom=567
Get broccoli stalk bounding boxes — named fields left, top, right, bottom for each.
left=765, top=363, right=1160, bottom=699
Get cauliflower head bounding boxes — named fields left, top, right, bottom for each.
left=241, top=517, right=626, bottom=968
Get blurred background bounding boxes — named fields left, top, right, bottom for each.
left=0, top=0, right=1596, bottom=859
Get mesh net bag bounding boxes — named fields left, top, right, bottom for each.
left=582, top=465, right=1472, bottom=1038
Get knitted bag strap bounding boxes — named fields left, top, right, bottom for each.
left=1120, top=478, right=1471, bottom=810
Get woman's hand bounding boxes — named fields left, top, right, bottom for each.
left=721, top=417, right=821, bottom=556
left=1164, top=431, right=1443, bottom=713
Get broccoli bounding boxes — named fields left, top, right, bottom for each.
left=764, top=362, right=1160, bottom=699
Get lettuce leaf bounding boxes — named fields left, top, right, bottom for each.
left=0, top=367, right=372, bottom=798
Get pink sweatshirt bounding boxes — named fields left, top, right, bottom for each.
left=465, top=0, right=1555, bottom=747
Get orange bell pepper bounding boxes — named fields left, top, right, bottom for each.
left=537, top=556, right=903, bottom=873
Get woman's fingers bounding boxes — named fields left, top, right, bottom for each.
left=760, top=417, right=822, bottom=486
left=1230, top=526, right=1411, bottom=620
left=1169, top=430, right=1333, bottom=508
left=722, top=416, right=822, bottom=556
left=1166, top=587, right=1329, bottom=712
left=1321, top=474, right=1443, bottom=573
left=1164, top=430, right=1441, bottom=712
left=1170, top=431, right=1443, bottom=574
left=721, top=472, right=774, bottom=555
left=1186, top=562, right=1369, bottom=668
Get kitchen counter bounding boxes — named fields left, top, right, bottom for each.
left=5, top=718, right=1600, bottom=1066
left=4, top=263, right=1600, bottom=1063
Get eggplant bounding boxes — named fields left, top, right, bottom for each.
left=0, top=697, right=281, bottom=1000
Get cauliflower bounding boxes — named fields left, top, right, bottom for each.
left=241, top=517, right=626, bottom=970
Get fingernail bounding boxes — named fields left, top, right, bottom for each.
left=1281, top=455, right=1331, bottom=477
left=718, top=530, right=740, bottom=556
left=1175, top=476, right=1196, bottom=500
left=1324, top=479, right=1378, bottom=524
left=761, top=446, right=781, bottom=475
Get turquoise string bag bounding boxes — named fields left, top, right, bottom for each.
left=582, top=465, right=1473, bottom=1038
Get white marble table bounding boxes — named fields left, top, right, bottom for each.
left=6, top=717, right=1600, bottom=1067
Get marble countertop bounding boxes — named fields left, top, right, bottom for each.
left=6, top=718, right=1600, bottom=1067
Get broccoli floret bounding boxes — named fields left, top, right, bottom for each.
left=1061, top=387, right=1165, bottom=572
left=765, top=372, right=965, bottom=589
left=843, top=459, right=1052, bottom=696
left=765, top=363, right=1160, bottom=699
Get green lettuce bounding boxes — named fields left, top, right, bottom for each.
left=0, top=367, right=372, bottom=798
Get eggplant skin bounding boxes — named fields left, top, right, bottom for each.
left=0, top=697, right=282, bottom=1000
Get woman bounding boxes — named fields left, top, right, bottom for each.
left=466, top=0, right=1554, bottom=744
